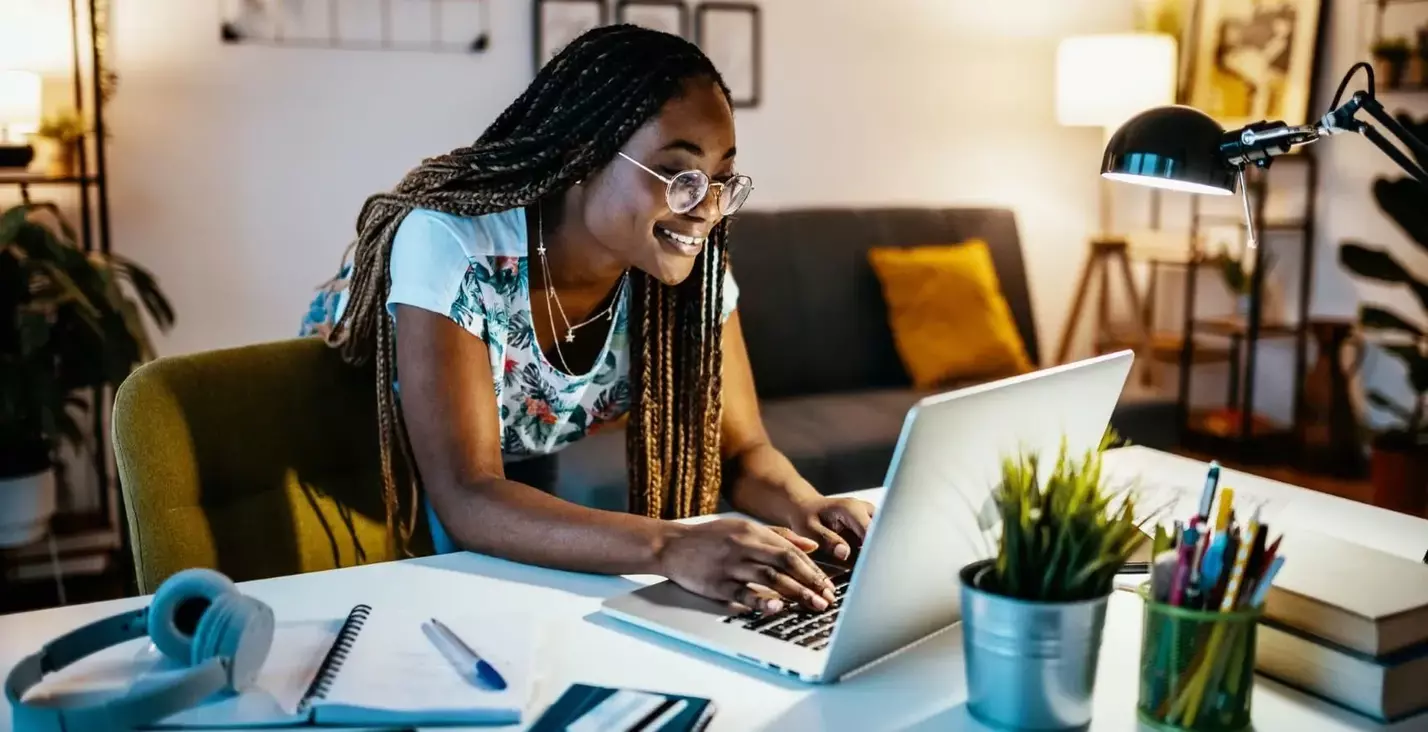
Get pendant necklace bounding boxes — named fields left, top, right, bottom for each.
left=536, top=205, right=629, bottom=374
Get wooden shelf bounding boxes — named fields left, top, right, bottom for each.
left=1193, top=316, right=1300, bottom=338
left=1100, top=331, right=1234, bottom=364
left=1193, top=214, right=1308, bottom=231
left=0, top=172, right=101, bottom=185
left=1182, top=408, right=1298, bottom=464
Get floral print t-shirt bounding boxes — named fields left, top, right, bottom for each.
left=299, top=206, right=739, bottom=463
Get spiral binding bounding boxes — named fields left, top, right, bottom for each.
left=297, top=603, right=372, bottom=713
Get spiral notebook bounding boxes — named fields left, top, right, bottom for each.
left=146, top=603, right=537, bottom=728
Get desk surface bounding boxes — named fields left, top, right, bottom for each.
left=4, top=446, right=1428, bottom=731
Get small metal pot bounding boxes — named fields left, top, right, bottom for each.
left=960, top=559, right=1111, bottom=730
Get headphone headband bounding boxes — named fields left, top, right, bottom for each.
left=6, top=569, right=273, bottom=732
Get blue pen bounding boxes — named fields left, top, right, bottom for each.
left=1198, top=462, right=1221, bottom=521
left=1200, top=533, right=1229, bottom=589
left=429, top=617, right=508, bottom=691
left=1247, top=556, right=1286, bottom=608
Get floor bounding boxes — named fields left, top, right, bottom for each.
left=0, top=448, right=1393, bottom=617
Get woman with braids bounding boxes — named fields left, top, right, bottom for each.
left=299, top=25, right=872, bottom=615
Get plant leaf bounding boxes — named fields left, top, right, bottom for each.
left=1341, top=241, right=1428, bottom=315
left=1361, top=305, right=1424, bottom=338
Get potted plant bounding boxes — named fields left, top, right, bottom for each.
left=960, top=429, right=1152, bottom=730
left=1213, top=244, right=1275, bottom=318
left=34, top=112, right=87, bottom=178
left=0, top=202, right=173, bottom=546
left=1412, top=28, right=1428, bottom=87
left=1339, top=113, right=1428, bottom=516
left=1373, top=37, right=1412, bottom=89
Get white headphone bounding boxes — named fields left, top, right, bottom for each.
left=5, top=568, right=275, bottom=732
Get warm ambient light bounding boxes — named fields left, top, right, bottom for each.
left=0, top=69, right=40, bottom=142
left=1101, top=172, right=1236, bottom=196
left=1056, top=34, right=1177, bottom=138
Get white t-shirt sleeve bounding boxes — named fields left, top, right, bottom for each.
left=386, top=208, right=484, bottom=335
left=721, top=266, right=740, bottom=323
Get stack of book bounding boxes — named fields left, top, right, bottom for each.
left=1254, top=528, right=1428, bottom=722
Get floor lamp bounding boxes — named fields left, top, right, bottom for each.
left=1053, top=34, right=1178, bottom=369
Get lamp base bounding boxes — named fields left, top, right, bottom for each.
left=0, top=144, right=35, bottom=169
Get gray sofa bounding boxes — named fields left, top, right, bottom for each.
left=548, top=207, right=1179, bottom=511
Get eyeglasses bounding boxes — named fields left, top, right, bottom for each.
left=617, top=151, right=753, bottom=216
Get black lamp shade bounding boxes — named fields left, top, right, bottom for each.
left=1101, top=105, right=1237, bottom=195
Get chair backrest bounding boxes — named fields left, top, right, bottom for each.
left=113, top=337, right=430, bottom=594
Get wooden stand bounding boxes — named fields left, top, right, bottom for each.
left=1055, top=237, right=1149, bottom=371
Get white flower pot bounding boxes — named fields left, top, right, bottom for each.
left=0, top=468, right=57, bottom=547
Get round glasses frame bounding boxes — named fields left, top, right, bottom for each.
left=617, top=151, right=753, bottom=216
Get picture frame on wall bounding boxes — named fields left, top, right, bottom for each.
left=695, top=3, right=761, bottom=108
left=617, top=0, right=688, bottom=39
left=534, top=0, right=606, bottom=72
left=1182, top=0, right=1325, bottom=129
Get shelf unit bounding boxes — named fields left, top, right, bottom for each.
left=0, top=0, right=122, bottom=600
left=1368, top=0, right=1428, bottom=93
left=1175, top=152, right=1320, bottom=464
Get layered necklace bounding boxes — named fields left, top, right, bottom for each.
left=535, top=205, right=629, bottom=374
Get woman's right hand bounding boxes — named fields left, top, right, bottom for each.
left=655, top=518, right=838, bottom=614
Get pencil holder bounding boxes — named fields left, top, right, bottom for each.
left=1136, top=584, right=1262, bottom=732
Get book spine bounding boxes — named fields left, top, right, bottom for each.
left=297, top=603, right=372, bottom=712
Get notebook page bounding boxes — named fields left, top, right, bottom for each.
left=312, top=605, right=537, bottom=725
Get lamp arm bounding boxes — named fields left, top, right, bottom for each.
left=1227, top=89, right=1428, bottom=185
left=1356, top=122, right=1428, bottom=186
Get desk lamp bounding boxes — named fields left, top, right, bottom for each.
left=0, top=69, right=40, bottom=169
left=1101, top=61, right=1427, bottom=252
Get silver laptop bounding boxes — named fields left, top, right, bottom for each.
left=599, top=350, right=1135, bottom=684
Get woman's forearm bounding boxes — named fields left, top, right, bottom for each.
left=429, top=478, right=683, bottom=576
left=725, top=442, right=821, bottom=527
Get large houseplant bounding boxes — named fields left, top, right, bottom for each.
left=0, top=202, right=173, bottom=545
left=960, top=428, right=1152, bottom=730
left=1338, top=112, right=1428, bottom=516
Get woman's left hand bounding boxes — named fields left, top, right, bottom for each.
left=785, top=495, right=876, bottom=561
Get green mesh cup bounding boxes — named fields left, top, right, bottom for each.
left=1136, top=584, right=1263, bottom=731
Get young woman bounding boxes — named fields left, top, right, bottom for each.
left=301, top=25, right=872, bottom=615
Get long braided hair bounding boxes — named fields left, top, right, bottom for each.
left=324, top=25, right=734, bottom=556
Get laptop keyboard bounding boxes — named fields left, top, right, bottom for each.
left=720, top=571, right=852, bottom=651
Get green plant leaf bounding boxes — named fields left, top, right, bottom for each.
left=0, top=202, right=173, bottom=463
left=1361, top=305, right=1424, bottom=338
left=1342, top=241, right=1428, bottom=315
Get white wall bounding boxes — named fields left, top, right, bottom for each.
left=0, top=0, right=1140, bottom=367
left=17, top=0, right=1410, bottom=428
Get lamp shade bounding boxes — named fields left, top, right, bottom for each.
left=1101, top=105, right=1237, bottom=195
left=0, top=70, right=41, bottom=137
left=1055, top=34, right=1177, bottom=133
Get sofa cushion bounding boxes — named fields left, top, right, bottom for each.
left=867, top=240, right=1034, bottom=388
left=724, top=208, right=1038, bottom=400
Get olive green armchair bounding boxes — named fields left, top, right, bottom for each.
left=113, top=337, right=432, bottom=594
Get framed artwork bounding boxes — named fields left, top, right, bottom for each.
left=1182, top=0, right=1326, bottom=128
left=219, top=0, right=491, bottom=53
left=695, top=3, right=761, bottom=108
left=534, top=0, right=606, bottom=72
left=617, top=0, right=688, bottom=38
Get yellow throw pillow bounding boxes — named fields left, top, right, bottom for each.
left=867, top=241, right=1033, bottom=389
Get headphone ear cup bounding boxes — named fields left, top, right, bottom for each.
left=191, top=593, right=275, bottom=692
left=148, top=568, right=238, bottom=662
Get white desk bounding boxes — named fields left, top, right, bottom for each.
left=4, top=446, right=1428, bottom=731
